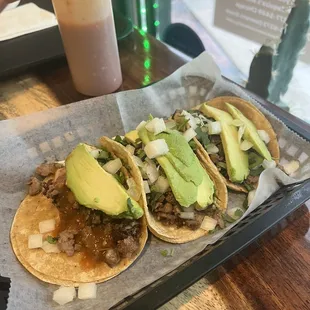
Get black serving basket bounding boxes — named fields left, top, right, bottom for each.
left=1, top=86, right=309, bottom=310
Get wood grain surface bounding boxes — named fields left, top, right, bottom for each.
left=1, top=27, right=309, bottom=310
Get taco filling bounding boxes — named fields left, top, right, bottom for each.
left=171, top=103, right=275, bottom=192
left=27, top=143, right=144, bottom=269
left=114, top=119, right=224, bottom=233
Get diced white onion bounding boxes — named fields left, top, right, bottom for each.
left=55, top=160, right=65, bottom=166
left=240, top=140, right=253, bottom=151
left=206, top=143, right=219, bottom=154
left=248, top=189, right=256, bottom=206
left=89, top=149, right=101, bottom=158
left=227, top=207, right=244, bottom=220
left=283, top=160, right=300, bottom=176
left=262, top=159, right=276, bottom=169
left=231, top=119, right=244, bottom=127
left=28, top=234, right=43, bottom=249
left=144, top=139, right=169, bottom=159
left=181, top=110, right=198, bottom=130
left=143, top=181, right=151, bottom=194
left=125, top=144, right=135, bottom=155
left=257, top=130, right=270, bottom=144
left=145, top=118, right=166, bottom=135
left=179, top=212, right=195, bottom=220
left=143, top=160, right=159, bottom=184
left=238, top=125, right=246, bottom=143
left=133, top=155, right=144, bottom=167
left=165, top=119, right=176, bottom=129
left=154, top=176, right=170, bottom=193
left=78, top=283, right=97, bottom=300
left=136, top=120, right=146, bottom=131
left=208, top=121, right=222, bottom=135
left=39, top=219, right=56, bottom=234
left=126, top=178, right=141, bottom=201
left=103, top=158, right=122, bottom=174
left=183, top=128, right=197, bottom=142
left=53, top=286, right=76, bottom=305
left=200, top=216, right=217, bottom=231
left=41, top=241, right=60, bottom=253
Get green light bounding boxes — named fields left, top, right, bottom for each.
left=154, top=20, right=160, bottom=27
left=139, top=29, right=146, bottom=36
left=143, top=39, right=150, bottom=50
left=142, top=26, right=148, bottom=32
left=153, top=3, right=159, bottom=9
left=143, top=75, right=151, bottom=85
left=141, top=8, right=146, bottom=14
left=144, top=59, right=151, bottom=70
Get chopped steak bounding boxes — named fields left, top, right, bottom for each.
left=102, top=249, right=121, bottom=267
left=28, top=177, right=41, bottom=196
left=210, top=153, right=224, bottom=164
left=116, top=236, right=139, bottom=258
left=36, top=163, right=57, bottom=177
left=57, top=230, right=78, bottom=257
left=150, top=190, right=214, bottom=230
left=32, top=162, right=143, bottom=268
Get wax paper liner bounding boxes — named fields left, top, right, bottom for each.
left=1, top=52, right=310, bottom=309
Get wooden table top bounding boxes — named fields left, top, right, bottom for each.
left=1, top=28, right=310, bottom=310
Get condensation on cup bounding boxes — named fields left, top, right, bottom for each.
left=52, top=0, right=122, bottom=96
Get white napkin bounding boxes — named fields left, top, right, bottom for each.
left=0, top=3, right=58, bottom=41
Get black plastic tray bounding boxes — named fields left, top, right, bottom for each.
left=0, top=90, right=309, bottom=310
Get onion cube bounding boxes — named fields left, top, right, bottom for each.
left=143, top=181, right=151, bottom=194
left=133, top=155, right=144, bottom=167
left=144, top=139, right=169, bottom=159
left=103, top=158, right=122, bottom=174
left=181, top=110, right=198, bottom=130
left=257, top=130, right=270, bottom=144
left=145, top=118, right=166, bottom=135
left=206, top=143, right=219, bottom=154
left=200, top=216, right=217, bottom=231
left=143, top=160, right=159, bottom=184
left=28, top=234, right=43, bottom=249
left=136, top=120, right=146, bottom=131
left=41, top=241, right=60, bottom=253
left=183, top=128, right=197, bottom=142
left=208, top=121, right=222, bottom=135
left=53, top=286, right=76, bottom=305
left=78, top=283, right=97, bottom=300
left=39, top=219, right=56, bottom=234
left=126, top=144, right=135, bottom=155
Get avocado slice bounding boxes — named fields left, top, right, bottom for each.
left=164, top=152, right=203, bottom=186
left=225, top=103, right=272, bottom=161
left=200, top=104, right=249, bottom=183
left=125, top=130, right=140, bottom=145
left=156, top=156, right=198, bottom=206
left=139, top=124, right=214, bottom=207
left=139, top=126, right=199, bottom=207
left=196, top=169, right=215, bottom=209
left=66, top=143, right=143, bottom=219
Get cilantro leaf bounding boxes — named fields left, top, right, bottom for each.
left=244, top=182, right=254, bottom=191
left=176, top=116, right=189, bottom=131
left=160, top=249, right=174, bottom=257
left=46, top=236, right=58, bottom=244
left=114, top=135, right=127, bottom=146
left=195, top=127, right=210, bottom=148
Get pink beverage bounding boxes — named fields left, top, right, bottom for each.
left=52, top=0, right=122, bottom=96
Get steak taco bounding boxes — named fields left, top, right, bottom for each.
left=10, top=138, right=148, bottom=286
left=114, top=117, right=228, bottom=244
left=172, top=96, right=280, bottom=193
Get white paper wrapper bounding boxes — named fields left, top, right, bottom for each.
left=0, top=3, right=57, bottom=42
left=1, top=52, right=310, bottom=309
